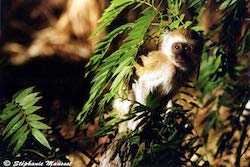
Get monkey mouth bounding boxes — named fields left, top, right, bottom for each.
left=175, top=59, right=185, bottom=66
left=173, top=60, right=184, bottom=70
left=174, top=58, right=188, bottom=70
left=175, top=54, right=189, bottom=66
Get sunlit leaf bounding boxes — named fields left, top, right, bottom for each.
left=219, top=0, right=237, bottom=10
left=27, top=114, right=44, bottom=121
left=15, top=87, right=35, bottom=103
left=183, top=21, right=192, bottom=28
left=90, top=0, right=135, bottom=37
left=24, top=106, right=42, bottom=114
left=169, top=20, right=180, bottom=29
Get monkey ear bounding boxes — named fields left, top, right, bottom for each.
left=190, top=29, right=204, bottom=43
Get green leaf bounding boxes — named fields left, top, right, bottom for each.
left=187, top=0, right=206, bottom=9
left=93, top=125, right=113, bottom=137
left=125, top=8, right=157, bottom=42
left=219, top=0, right=237, bottom=10
left=0, top=107, right=19, bottom=122
left=27, top=114, right=45, bottom=121
left=179, top=14, right=185, bottom=21
left=8, top=124, right=28, bottom=147
left=167, top=0, right=174, bottom=9
left=112, top=54, right=135, bottom=77
left=29, top=121, right=51, bottom=129
left=15, top=87, right=35, bottom=103
left=19, top=92, right=39, bottom=103
left=110, top=66, right=131, bottom=93
left=24, top=106, right=42, bottom=114
left=12, top=90, right=23, bottom=100
left=19, top=93, right=41, bottom=108
left=86, top=23, right=134, bottom=76
left=174, top=0, right=180, bottom=14
left=183, top=21, right=192, bottom=28
left=78, top=8, right=157, bottom=124
left=128, top=136, right=140, bottom=144
left=133, top=105, right=148, bottom=113
left=90, top=0, right=135, bottom=37
left=0, top=87, right=46, bottom=154
left=4, top=118, right=25, bottom=140
left=3, top=113, right=22, bottom=135
left=169, top=20, right=180, bottom=30
left=32, top=128, right=51, bottom=149
left=146, top=93, right=160, bottom=110
left=167, top=130, right=178, bottom=142
left=92, top=69, right=110, bottom=83
left=191, top=25, right=203, bottom=31
left=105, top=117, right=122, bottom=126
left=13, top=130, right=30, bottom=154
left=1, top=103, right=16, bottom=114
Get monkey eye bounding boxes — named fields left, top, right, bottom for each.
left=174, top=44, right=181, bottom=50
left=184, top=46, right=191, bottom=52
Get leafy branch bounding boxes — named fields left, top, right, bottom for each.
left=0, top=87, right=51, bottom=154
left=78, top=5, right=157, bottom=124
left=77, top=0, right=249, bottom=166
left=78, top=0, right=197, bottom=125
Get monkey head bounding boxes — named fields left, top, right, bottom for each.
left=161, top=29, right=203, bottom=72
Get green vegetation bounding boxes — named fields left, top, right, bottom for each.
left=78, top=0, right=249, bottom=166
left=0, top=0, right=248, bottom=166
left=0, top=87, right=51, bottom=155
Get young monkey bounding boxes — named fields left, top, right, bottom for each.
left=113, top=28, right=203, bottom=132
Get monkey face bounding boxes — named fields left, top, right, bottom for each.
left=172, top=42, right=193, bottom=66
left=161, top=29, right=203, bottom=71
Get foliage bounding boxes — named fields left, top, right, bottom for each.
left=0, top=87, right=51, bottom=155
left=77, top=0, right=196, bottom=124
left=196, top=0, right=250, bottom=166
left=98, top=95, right=208, bottom=166
left=77, top=0, right=249, bottom=166
left=78, top=6, right=158, bottom=123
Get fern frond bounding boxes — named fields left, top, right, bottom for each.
left=90, top=0, right=135, bottom=38
left=78, top=8, right=157, bottom=124
left=86, top=23, right=135, bottom=77
left=0, top=87, right=51, bottom=154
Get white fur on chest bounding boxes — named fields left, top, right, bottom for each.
left=133, top=64, right=175, bottom=104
